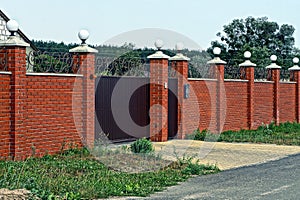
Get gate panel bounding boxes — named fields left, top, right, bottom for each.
left=95, top=76, right=150, bottom=142
left=168, top=78, right=178, bottom=139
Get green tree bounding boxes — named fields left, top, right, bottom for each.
left=208, top=16, right=298, bottom=69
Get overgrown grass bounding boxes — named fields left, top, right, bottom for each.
left=0, top=148, right=219, bottom=200
left=187, top=122, right=300, bottom=145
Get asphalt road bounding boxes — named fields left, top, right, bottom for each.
left=145, top=153, right=300, bottom=200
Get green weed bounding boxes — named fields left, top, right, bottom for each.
left=189, top=122, right=300, bottom=145
left=0, top=147, right=219, bottom=199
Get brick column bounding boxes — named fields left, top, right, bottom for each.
left=170, top=49, right=189, bottom=139
left=288, top=58, right=300, bottom=123
left=70, top=44, right=98, bottom=148
left=295, top=71, right=300, bottom=123
left=207, top=48, right=226, bottom=133
left=147, top=47, right=170, bottom=142
left=266, top=55, right=281, bottom=125
left=0, top=36, right=29, bottom=159
left=239, top=52, right=256, bottom=129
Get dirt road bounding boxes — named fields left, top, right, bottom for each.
left=153, top=140, right=300, bottom=170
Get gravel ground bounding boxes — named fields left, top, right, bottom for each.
left=0, top=189, right=32, bottom=200
left=153, top=140, right=300, bottom=170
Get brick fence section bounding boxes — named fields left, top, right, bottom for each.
left=0, top=40, right=96, bottom=159
left=179, top=54, right=300, bottom=135
left=0, top=72, right=11, bottom=158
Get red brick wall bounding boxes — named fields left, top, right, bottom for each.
left=223, top=81, right=248, bottom=131
left=0, top=72, right=84, bottom=159
left=0, top=74, right=11, bottom=158
left=279, top=82, right=296, bottom=123
left=0, top=44, right=98, bottom=160
left=185, top=79, right=298, bottom=134
left=22, top=75, right=83, bottom=157
left=187, top=79, right=217, bottom=133
left=186, top=80, right=249, bottom=133
left=253, top=82, right=274, bottom=128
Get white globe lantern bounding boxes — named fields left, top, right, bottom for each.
left=6, top=20, right=19, bottom=36
left=293, top=57, right=299, bottom=64
left=270, top=55, right=277, bottom=62
left=244, top=51, right=251, bottom=59
left=213, top=47, right=221, bottom=55
left=78, top=29, right=89, bottom=44
left=154, top=39, right=164, bottom=50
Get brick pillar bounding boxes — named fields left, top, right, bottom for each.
left=70, top=44, right=98, bottom=148
left=239, top=53, right=256, bottom=129
left=1, top=36, right=29, bottom=159
left=170, top=51, right=189, bottom=139
left=266, top=56, right=281, bottom=125
left=293, top=71, right=300, bottom=123
left=272, top=69, right=280, bottom=125
left=216, top=64, right=225, bottom=133
left=288, top=60, right=300, bottom=123
left=207, top=49, right=226, bottom=133
left=147, top=49, right=170, bottom=142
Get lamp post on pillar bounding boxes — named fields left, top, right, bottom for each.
left=266, top=55, right=281, bottom=125
left=207, top=47, right=226, bottom=79
left=239, top=51, right=256, bottom=129
left=288, top=57, right=300, bottom=123
left=207, top=47, right=227, bottom=133
left=169, top=43, right=190, bottom=139
left=69, top=30, right=98, bottom=148
left=147, top=40, right=170, bottom=142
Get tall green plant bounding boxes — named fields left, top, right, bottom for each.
left=130, top=138, right=154, bottom=154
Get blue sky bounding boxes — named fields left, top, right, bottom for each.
left=2, top=0, right=300, bottom=50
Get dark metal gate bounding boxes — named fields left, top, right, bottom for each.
left=168, top=78, right=178, bottom=139
left=95, top=76, right=178, bottom=142
left=95, top=76, right=150, bottom=142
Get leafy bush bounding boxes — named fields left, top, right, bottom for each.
left=173, top=153, right=220, bottom=176
left=186, top=129, right=206, bottom=140
left=182, top=162, right=220, bottom=175
left=186, top=129, right=220, bottom=141
left=130, top=138, right=154, bottom=154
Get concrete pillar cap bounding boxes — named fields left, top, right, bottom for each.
left=288, top=57, right=300, bottom=71
left=0, top=36, right=29, bottom=47
left=147, top=50, right=170, bottom=59
left=207, top=57, right=227, bottom=65
left=69, top=44, right=98, bottom=53
left=266, top=55, right=281, bottom=69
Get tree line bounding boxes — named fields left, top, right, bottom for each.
left=32, top=16, right=300, bottom=76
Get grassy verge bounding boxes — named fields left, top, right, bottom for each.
left=0, top=148, right=219, bottom=200
left=187, top=122, right=300, bottom=145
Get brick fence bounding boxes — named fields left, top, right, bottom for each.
left=0, top=38, right=96, bottom=160
left=171, top=51, right=300, bottom=139
left=1, top=36, right=300, bottom=160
